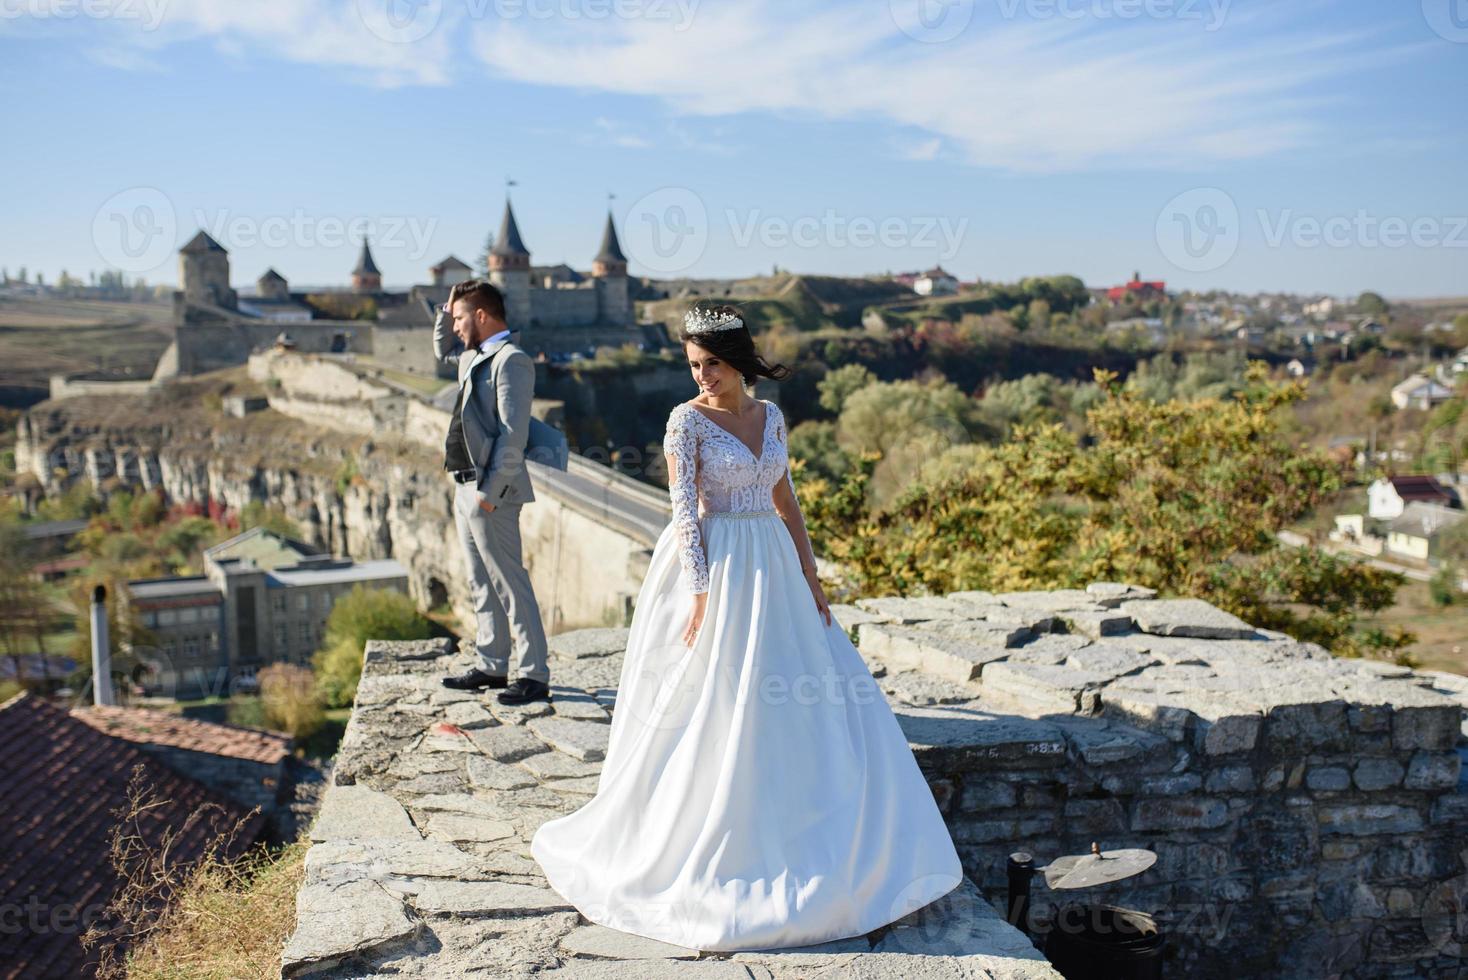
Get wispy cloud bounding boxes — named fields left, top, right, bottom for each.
left=466, top=1, right=1408, bottom=173
left=9, top=0, right=455, bottom=87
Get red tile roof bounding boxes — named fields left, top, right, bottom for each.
left=0, top=695, right=266, bottom=980
left=73, top=705, right=292, bottom=765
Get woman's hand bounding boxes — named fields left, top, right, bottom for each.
left=682, top=591, right=708, bottom=647
left=803, top=565, right=832, bottom=626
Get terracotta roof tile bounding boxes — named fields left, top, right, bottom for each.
left=0, top=695, right=265, bottom=979
left=72, top=705, right=292, bottom=765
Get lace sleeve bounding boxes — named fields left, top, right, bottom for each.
left=664, top=406, right=709, bottom=595
left=773, top=404, right=801, bottom=509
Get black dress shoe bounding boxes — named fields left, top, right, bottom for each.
left=497, top=677, right=550, bottom=705
left=442, top=668, right=507, bottom=691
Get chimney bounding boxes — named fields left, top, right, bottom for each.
left=90, top=585, right=116, bottom=707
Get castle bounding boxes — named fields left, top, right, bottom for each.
left=158, top=201, right=651, bottom=380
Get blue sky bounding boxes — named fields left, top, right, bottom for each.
left=3, top=0, right=1466, bottom=298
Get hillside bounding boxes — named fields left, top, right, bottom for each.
left=0, top=297, right=174, bottom=407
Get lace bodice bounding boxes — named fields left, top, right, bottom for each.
left=663, top=399, right=791, bottom=594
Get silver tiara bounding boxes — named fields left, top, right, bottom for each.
left=684, top=308, right=744, bottom=335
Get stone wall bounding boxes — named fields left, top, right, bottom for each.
left=849, top=589, right=1468, bottom=977
left=286, top=587, right=1468, bottom=978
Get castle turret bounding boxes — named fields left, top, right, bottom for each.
left=430, top=255, right=471, bottom=288
left=352, top=239, right=382, bottom=294
left=257, top=268, right=289, bottom=301
left=591, top=211, right=632, bottom=326
left=487, top=201, right=531, bottom=330
left=179, top=231, right=237, bottom=309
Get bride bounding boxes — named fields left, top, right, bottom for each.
left=531, top=304, right=962, bottom=952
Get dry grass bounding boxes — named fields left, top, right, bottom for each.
left=1359, top=578, right=1468, bottom=676
left=121, top=839, right=308, bottom=980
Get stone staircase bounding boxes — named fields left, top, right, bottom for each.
left=282, top=585, right=1468, bottom=979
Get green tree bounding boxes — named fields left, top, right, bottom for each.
left=1356, top=291, right=1389, bottom=317
left=802, top=364, right=1410, bottom=659
left=817, top=364, right=876, bottom=415
left=313, top=585, right=432, bottom=707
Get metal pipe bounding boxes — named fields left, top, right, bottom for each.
left=90, top=585, right=115, bottom=707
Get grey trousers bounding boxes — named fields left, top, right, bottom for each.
left=452, top=482, right=550, bottom=683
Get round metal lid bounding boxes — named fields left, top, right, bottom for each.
left=1040, top=842, right=1157, bottom=890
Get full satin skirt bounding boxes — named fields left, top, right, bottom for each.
left=530, top=510, right=963, bottom=951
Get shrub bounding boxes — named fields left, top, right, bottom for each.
left=257, top=664, right=325, bottom=740
left=313, top=585, right=430, bottom=707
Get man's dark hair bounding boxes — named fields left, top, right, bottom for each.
left=449, top=279, right=507, bottom=323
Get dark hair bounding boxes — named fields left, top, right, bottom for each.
left=678, top=303, right=792, bottom=385
left=449, top=279, right=507, bottom=323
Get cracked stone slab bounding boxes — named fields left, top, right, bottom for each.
left=982, top=662, right=1117, bottom=715
left=896, top=705, right=1068, bottom=770
left=282, top=879, right=417, bottom=977
left=1086, top=582, right=1158, bottom=607
left=549, top=627, right=630, bottom=659
left=521, top=749, right=602, bottom=780
left=441, top=700, right=496, bottom=730
left=859, top=623, right=1025, bottom=684
left=879, top=668, right=980, bottom=706
left=424, top=812, right=517, bottom=844
left=305, top=837, right=493, bottom=882
left=873, top=878, right=1051, bottom=962
left=558, top=923, right=701, bottom=960
left=311, top=784, right=420, bottom=842
left=467, top=754, right=540, bottom=791
left=412, top=879, right=573, bottom=916
left=854, top=595, right=982, bottom=624
left=466, top=721, right=552, bottom=762
left=528, top=716, right=612, bottom=762
left=1120, top=598, right=1258, bottom=640
left=547, top=688, right=613, bottom=723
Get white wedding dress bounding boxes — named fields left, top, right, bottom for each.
left=531, top=398, right=962, bottom=952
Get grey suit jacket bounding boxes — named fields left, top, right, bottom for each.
left=434, top=309, right=537, bottom=505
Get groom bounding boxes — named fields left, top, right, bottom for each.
left=434, top=279, right=550, bottom=705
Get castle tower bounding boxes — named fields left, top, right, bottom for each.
left=350, top=240, right=381, bottom=294
left=257, top=268, right=289, bottom=300
left=430, top=255, right=471, bottom=288
left=591, top=210, right=632, bottom=326
left=487, top=201, right=531, bottom=330
left=352, top=239, right=382, bottom=294
left=178, top=231, right=237, bottom=309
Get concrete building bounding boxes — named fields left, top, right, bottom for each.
left=1367, top=475, right=1460, bottom=520
left=124, top=527, right=409, bottom=699
left=1385, top=502, right=1466, bottom=562
left=1391, top=373, right=1456, bottom=411
left=913, top=266, right=959, bottom=297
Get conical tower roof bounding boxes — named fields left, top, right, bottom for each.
left=594, top=211, right=627, bottom=264
left=353, top=240, right=381, bottom=276
left=181, top=230, right=226, bottom=254
left=491, top=201, right=530, bottom=258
